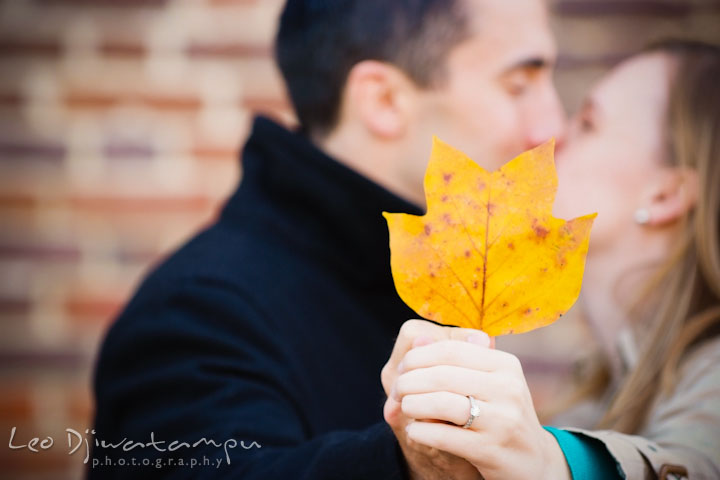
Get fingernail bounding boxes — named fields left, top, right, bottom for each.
left=390, top=384, right=398, bottom=401
left=467, top=331, right=490, bottom=347
left=397, top=361, right=405, bottom=373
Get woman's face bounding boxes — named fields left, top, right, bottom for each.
left=553, top=53, right=674, bottom=254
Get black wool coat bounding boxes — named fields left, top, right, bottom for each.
left=90, top=116, right=424, bottom=479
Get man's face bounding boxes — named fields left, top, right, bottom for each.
left=405, top=0, right=565, bottom=202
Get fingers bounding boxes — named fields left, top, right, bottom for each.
left=384, top=320, right=441, bottom=373
left=393, top=365, right=507, bottom=401
left=412, top=335, right=436, bottom=348
left=384, top=320, right=489, bottom=374
left=381, top=320, right=480, bottom=392
left=405, top=421, right=491, bottom=469
left=382, top=320, right=436, bottom=393
left=398, top=340, right=522, bottom=376
left=402, top=391, right=530, bottom=434
left=401, top=391, right=486, bottom=427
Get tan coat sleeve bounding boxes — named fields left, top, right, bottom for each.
left=562, top=338, right=720, bottom=480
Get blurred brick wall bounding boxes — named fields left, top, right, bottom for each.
left=0, top=1, right=290, bottom=478
left=0, top=0, right=718, bottom=478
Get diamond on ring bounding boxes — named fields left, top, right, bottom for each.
left=462, top=395, right=481, bottom=429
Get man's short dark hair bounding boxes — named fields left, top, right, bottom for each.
left=275, top=0, right=470, bottom=136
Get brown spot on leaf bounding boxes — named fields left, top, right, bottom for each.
left=534, top=226, right=550, bottom=239
left=557, top=254, right=567, bottom=268
left=424, top=224, right=432, bottom=235
left=508, top=242, right=515, bottom=250
left=473, top=280, right=478, bottom=289
left=464, top=250, right=471, bottom=258
left=441, top=195, right=449, bottom=202
left=443, top=173, right=453, bottom=184
left=532, top=219, right=550, bottom=239
left=443, top=213, right=452, bottom=224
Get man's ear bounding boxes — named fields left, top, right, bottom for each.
left=343, top=60, right=415, bottom=139
left=644, top=166, right=699, bottom=227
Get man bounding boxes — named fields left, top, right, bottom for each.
left=90, top=0, right=564, bottom=478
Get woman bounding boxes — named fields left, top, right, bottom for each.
left=383, top=40, right=720, bottom=479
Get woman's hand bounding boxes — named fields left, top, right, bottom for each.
left=382, top=320, right=485, bottom=480
left=391, top=334, right=571, bottom=480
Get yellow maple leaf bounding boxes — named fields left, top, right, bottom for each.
left=383, top=138, right=596, bottom=336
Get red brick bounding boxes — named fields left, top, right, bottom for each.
left=64, top=297, right=124, bottom=324
left=192, top=145, right=239, bottom=163
left=0, top=39, right=61, bottom=57
left=186, top=42, right=271, bottom=59
left=68, top=195, right=215, bottom=213
left=0, top=384, right=34, bottom=420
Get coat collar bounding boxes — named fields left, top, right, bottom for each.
left=220, top=115, right=423, bottom=288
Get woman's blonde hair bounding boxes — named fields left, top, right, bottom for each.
left=593, top=40, right=720, bottom=434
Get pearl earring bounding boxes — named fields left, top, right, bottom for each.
left=634, top=208, right=650, bottom=225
